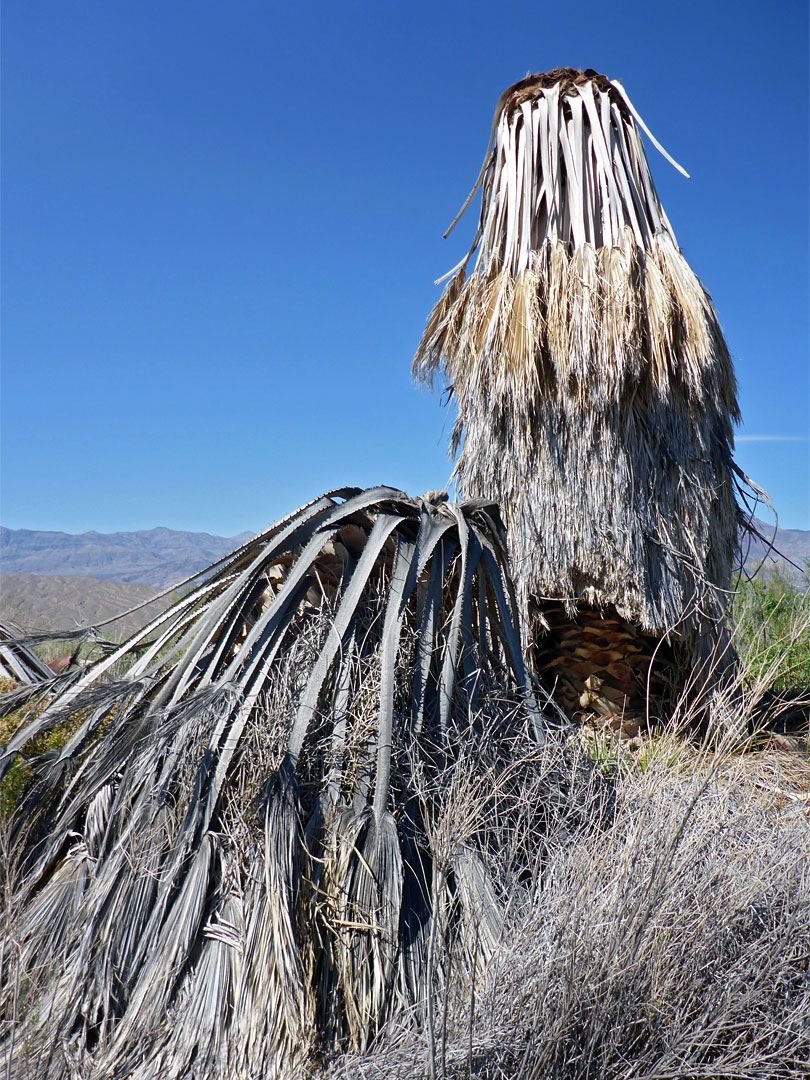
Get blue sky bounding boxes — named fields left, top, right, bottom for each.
left=2, top=0, right=808, bottom=536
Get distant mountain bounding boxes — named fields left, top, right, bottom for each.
left=0, top=526, right=254, bottom=588
left=744, top=520, right=809, bottom=583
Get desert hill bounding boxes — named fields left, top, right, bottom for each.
left=744, top=519, right=809, bottom=583
left=0, top=573, right=170, bottom=639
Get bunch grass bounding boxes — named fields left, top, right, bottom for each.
left=734, top=567, right=810, bottom=696
left=325, top=694, right=810, bottom=1080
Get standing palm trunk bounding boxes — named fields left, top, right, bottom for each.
left=415, top=68, right=743, bottom=725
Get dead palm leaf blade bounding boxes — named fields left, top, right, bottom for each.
left=0, top=486, right=550, bottom=1078
left=0, top=622, right=55, bottom=686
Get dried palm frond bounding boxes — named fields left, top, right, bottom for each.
left=0, top=486, right=551, bottom=1078
left=0, top=622, right=54, bottom=685
left=414, top=68, right=744, bottom=705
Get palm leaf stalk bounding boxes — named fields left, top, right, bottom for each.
left=0, top=487, right=550, bottom=1078
left=414, top=67, right=746, bottom=723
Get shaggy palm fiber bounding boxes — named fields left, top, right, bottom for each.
left=0, top=487, right=561, bottom=1079
left=414, top=68, right=744, bottom=701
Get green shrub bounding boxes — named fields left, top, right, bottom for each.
left=734, top=566, right=810, bottom=693
left=0, top=686, right=88, bottom=821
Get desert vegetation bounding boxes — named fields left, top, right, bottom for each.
left=735, top=566, right=810, bottom=695
left=325, top=741, right=810, bottom=1080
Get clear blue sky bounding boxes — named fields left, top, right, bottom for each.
left=2, top=0, right=808, bottom=536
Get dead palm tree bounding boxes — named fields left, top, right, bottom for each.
left=0, top=68, right=756, bottom=1080
left=0, top=487, right=554, bottom=1078
left=414, top=67, right=746, bottom=726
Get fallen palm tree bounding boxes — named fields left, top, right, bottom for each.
left=0, top=487, right=564, bottom=1078
left=415, top=68, right=746, bottom=725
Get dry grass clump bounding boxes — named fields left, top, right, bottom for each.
left=326, top=744, right=810, bottom=1080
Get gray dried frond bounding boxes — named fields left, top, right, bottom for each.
left=0, top=486, right=554, bottom=1078
left=0, top=622, right=54, bottom=685
left=414, top=68, right=743, bottom=677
